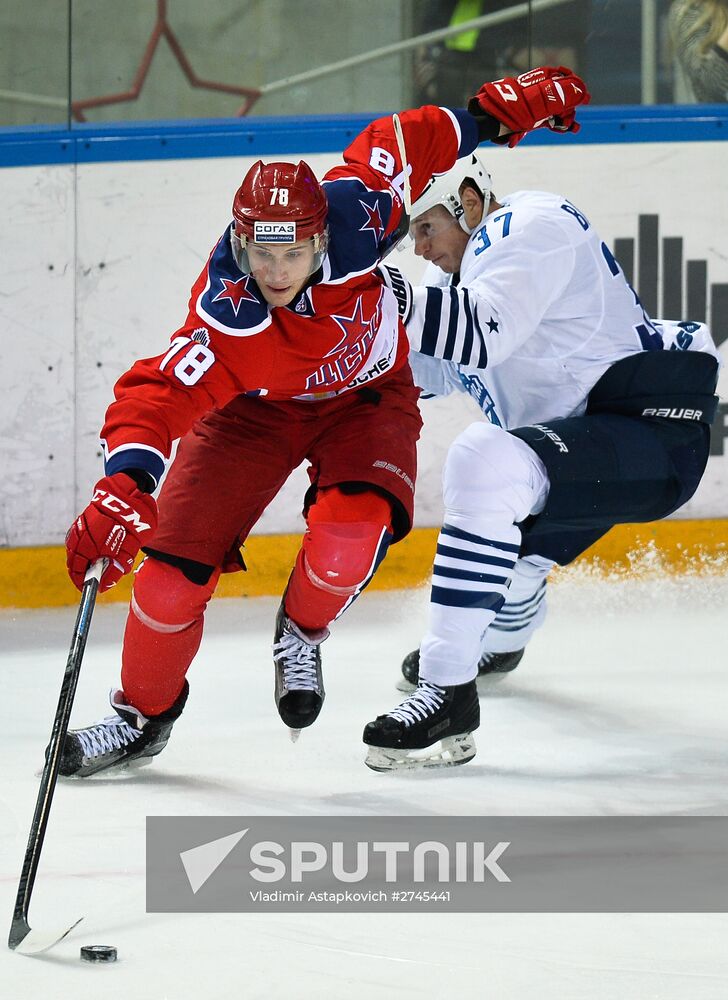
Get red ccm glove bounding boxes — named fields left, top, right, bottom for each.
left=469, top=65, right=590, bottom=148
left=66, top=473, right=158, bottom=592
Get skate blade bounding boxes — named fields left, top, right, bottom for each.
left=289, top=728, right=301, bottom=743
left=53, top=756, right=156, bottom=780
left=364, top=732, right=477, bottom=772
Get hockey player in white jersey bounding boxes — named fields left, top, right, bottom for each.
left=364, top=154, right=721, bottom=771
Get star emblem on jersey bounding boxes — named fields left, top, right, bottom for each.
left=212, top=275, right=259, bottom=315
left=359, top=200, right=385, bottom=241
left=303, top=293, right=383, bottom=391
left=328, top=295, right=378, bottom=357
left=486, top=316, right=499, bottom=334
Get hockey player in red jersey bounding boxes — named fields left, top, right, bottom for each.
left=60, top=67, right=589, bottom=776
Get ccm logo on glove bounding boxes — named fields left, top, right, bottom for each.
left=90, top=487, right=155, bottom=532
left=66, top=473, right=158, bottom=592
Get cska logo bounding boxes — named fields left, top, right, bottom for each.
left=305, top=292, right=384, bottom=390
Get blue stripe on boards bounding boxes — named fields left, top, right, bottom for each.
left=431, top=586, right=507, bottom=611
left=436, top=543, right=516, bottom=570
left=3, top=108, right=728, bottom=169
left=441, top=524, right=520, bottom=553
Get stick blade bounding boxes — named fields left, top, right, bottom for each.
left=9, top=916, right=83, bottom=955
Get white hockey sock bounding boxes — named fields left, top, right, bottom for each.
left=419, top=516, right=522, bottom=687
left=483, top=555, right=554, bottom=654
left=418, top=422, right=550, bottom=687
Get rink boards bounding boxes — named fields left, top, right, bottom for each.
left=0, top=108, right=726, bottom=604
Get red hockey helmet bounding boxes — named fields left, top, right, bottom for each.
left=231, top=160, right=329, bottom=275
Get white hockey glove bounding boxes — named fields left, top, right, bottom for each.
left=376, top=264, right=413, bottom=324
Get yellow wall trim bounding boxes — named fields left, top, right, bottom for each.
left=1, top=519, right=727, bottom=609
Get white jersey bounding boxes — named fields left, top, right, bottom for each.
left=407, top=190, right=720, bottom=428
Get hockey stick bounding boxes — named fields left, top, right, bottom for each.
left=376, top=113, right=413, bottom=261
left=392, top=113, right=412, bottom=216
left=8, top=559, right=106, bottom=955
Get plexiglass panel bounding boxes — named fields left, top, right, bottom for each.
left=1, top=0, right=725, bottom=129
left=0, top=1, right=70, bottom=126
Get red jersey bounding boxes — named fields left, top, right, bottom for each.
left=101, top=105, right=480, bottom=486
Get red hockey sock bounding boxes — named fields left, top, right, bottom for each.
left=121, top=558, right=218, bottom=717
left=284, top=487, right=393, bottom=632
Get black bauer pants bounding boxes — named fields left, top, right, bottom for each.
left=509, top=351, right=720, bottom=566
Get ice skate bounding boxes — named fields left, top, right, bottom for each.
left=273, top=603, right=327, bottom=737
left=397, top=648, right=524, bottom=692
left=363, top=678, right=479, bottom=771
left=58, top=682, right=188, bottom=777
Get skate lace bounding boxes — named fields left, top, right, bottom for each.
left=75, top=714, right=142, bottom=758
left=388, top=681, right=446, bottom=727
left=273, top=631, right=320, bottom=691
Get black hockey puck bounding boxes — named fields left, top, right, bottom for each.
left=80, top=944, right=117, bottom=963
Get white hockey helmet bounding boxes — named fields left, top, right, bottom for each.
left=411, top=153, right=492, bottom=234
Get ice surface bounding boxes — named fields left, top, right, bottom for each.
left=1, top=574, right=727, bottom=998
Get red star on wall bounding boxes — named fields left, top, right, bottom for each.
left=212, top=276, right=259, bottom=315
left=70, top=0, right=260, bottom=122
left=359, top=201, right=385, bottom=242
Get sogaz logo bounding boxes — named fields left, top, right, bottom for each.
left=254, top=221, right=296, bottom=243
